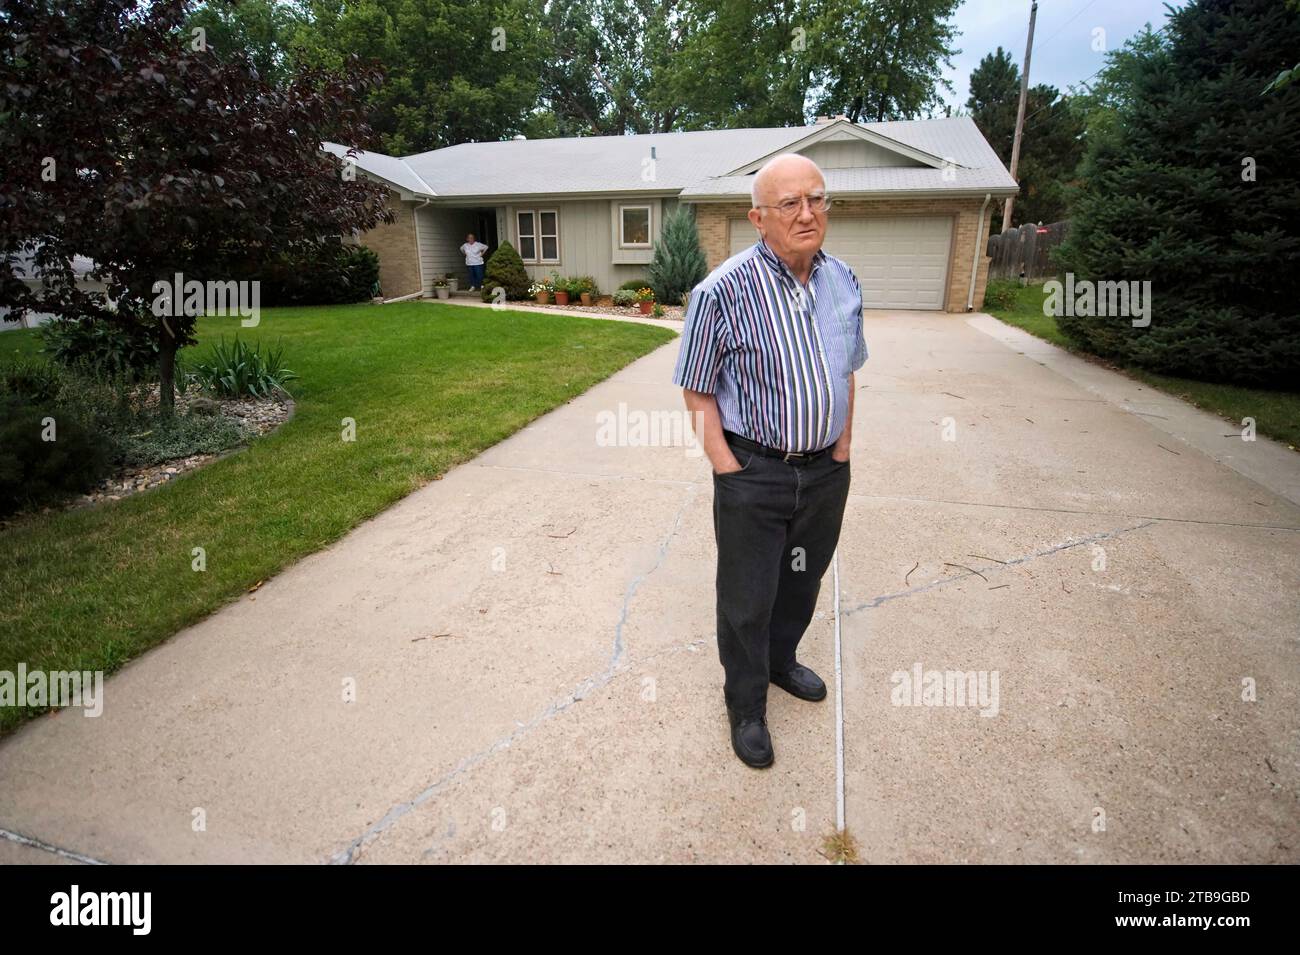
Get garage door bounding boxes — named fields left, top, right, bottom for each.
left=729, top=216, right=953, bottom=310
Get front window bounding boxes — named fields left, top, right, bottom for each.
left=517, top=211, right=537, bottom=261
left=620, top=205, right=651, bottom=247
left=516, top=208, right=560, bottom=263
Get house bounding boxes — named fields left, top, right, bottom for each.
left=324, top=115, right=1018, bottom=312
left=0, top=253, right=106, bottom=331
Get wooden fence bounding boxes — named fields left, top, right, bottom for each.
left=986, top=221, right=1069, bottom=281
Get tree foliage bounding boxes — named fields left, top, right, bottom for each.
left=0, top=0, right=395, bottom=413
left=1054, top=0, right=1300, bottom=387
left=966, top=46, right=1084, bottom=230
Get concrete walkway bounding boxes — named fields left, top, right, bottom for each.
left=2, top=311, right=1297, bottom=864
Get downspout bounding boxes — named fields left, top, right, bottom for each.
left=966, top=193, right=992, bottom=312
left=410, top=197, right=432, bottom=296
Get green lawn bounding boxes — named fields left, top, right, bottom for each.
left=0, top=302, right=675, bottom=733
left=985, top=282, right=1300, bottom=448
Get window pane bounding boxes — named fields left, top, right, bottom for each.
left=622, top=207, right=650, bottom=245
left=541, top=236, right=558, bottom=261
left=519, top=236, right=537, bottom=260
left=517, top=211, right=535, bottom=238
left=539, top=211, right=557, bottom=237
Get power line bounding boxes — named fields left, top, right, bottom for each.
left=1017, top=20, right=1172, bottom=131
left=1034, top=0, right=1102, bottom=54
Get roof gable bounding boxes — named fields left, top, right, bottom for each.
left=724, top=119, right=951, bottom=176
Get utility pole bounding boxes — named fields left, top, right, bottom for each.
left=1003, top=0, right=1038, bottom=231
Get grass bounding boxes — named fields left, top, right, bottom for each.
left=984, top=281, right=1300, bottom=448
left=0, top=302, right=675, bottom=733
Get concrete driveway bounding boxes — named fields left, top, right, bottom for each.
left=2, top=311, right=1297, bottom=864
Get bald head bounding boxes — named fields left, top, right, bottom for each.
left=745, top=153, right=829, bottom=277
left=750, top=153, right=825, bottom=208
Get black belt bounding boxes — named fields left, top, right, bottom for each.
left=724, top=430, right=832, bottom=464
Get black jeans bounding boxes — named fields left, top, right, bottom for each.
left=711, top=433, right=851, bottom=718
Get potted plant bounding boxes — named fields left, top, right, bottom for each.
left=444, top=272, right=459, bottom=293
left=554, top=277, right=571, bottom=306
left=431, top=278, right=451, bottom=300
left=529, top=280, right=552, bottom=304
left=576, top=276, right=598, bottom=306
left=635, top=287, right=655, bottom=314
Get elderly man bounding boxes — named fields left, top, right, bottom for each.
left=672, top=153, right=867, bottom=768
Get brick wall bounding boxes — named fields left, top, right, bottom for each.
left=355, top=192, right=422, bottom=299
left=692, top=197, right=995, bottom=312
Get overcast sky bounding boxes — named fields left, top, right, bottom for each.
left=941, top=0, right=1188, bottom=112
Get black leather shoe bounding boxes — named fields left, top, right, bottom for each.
left=770, top=663, right=827, bottom=701
left=727, top=708, right=774, bottom=768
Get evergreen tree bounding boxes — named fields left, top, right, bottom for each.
left=1055, top=0, right=1300, bottom=387
left=966, top=47, right=1083, bottom=230
left=480, top=242, right=531, bottom=302
left=649, top=208, right=708, bottom=306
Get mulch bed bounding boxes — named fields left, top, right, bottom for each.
left=523, top=299, right=685, bottom=321
left=71, top=388, right=294, bottom=510
left=1, top=389, right=293, bottom=529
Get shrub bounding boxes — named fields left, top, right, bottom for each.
left=38, top=314, right=159, bottom=379
left=181, top=337, right=299, bottom=399
left=51, top=366, right=146, bottom=437
left=0, top=357, right=64, bottom=404
left=480, top=241, right=532, bottom=302
left=231, top=241, right=379, bottom=306
left=648, top=207, right=707, bottom=306
left=611, top=289, right=637, bottom=307
left=618, top=278, right=651, bottom=291
left=982, top=279, right=1020, bottom=312
left=0, top=395, right=115, bottom=516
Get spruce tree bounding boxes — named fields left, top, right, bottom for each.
left=648, top=207, right=707, bottom=306
left=1055, top=0, right=1300, bottom=387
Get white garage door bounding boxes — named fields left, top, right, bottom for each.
left=729, top=215, right=953, bottom=310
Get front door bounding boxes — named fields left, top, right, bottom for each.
left=475, top=209, right=499, bottom=260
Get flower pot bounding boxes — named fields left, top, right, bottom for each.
left=446, top=279, right=459, bottom=292
left=555, top=291, right=570, bottom=306
left=534, top=292, right=550, bottom=304
left=580, top=293, right=593, bottom=306
left=435, top=287, right=451, bottom=300
left=638, top=301, right=653, bottom=314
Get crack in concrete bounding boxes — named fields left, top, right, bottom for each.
left=0, top=826, right=108, bottom=865
left=840, top=521, right=1157, bottom=617
left=602, top=485, right=697, bottom=674
left=329, top=486, right=700, bottom=865
left=845, top=492, right=1300, bottom=531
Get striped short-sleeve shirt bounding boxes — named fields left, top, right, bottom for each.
left=672, top=239, right=868, bottom=453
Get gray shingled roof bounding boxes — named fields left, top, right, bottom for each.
left=325, top=116, right=1016, bottom=200
left=321, top=142, right=435, bottom=197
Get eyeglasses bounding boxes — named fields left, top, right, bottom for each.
left=756, top=193, right=831, bottom=218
